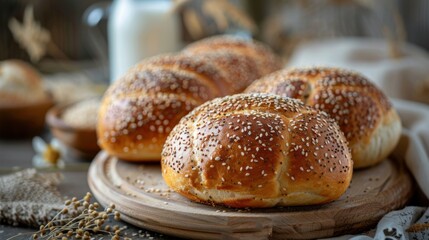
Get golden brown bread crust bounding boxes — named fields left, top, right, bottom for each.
left=135, top=54, right=231, bottom=96
left=245, top=67, right=402, bottom=168
left=190, top=52, right=261, bottom=93
left=0, top=60, right=48, bottom=106
left=183, top=35, right=283, bottom=76
left=161, top=93, right=353, bottom=208
left=98, top=36, right=281, bottom=161
left=0, top=60, right=42, bottom=86
left=98, top=55, right=219, bottom=161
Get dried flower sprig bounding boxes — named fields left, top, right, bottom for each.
left=9, top=5, right=70, bottom=63
left=173, top=0, right=257, bottom=40
left=383, top=9, right=406, bottom=59
left=9, top=6, right=50, bottom=62
left=211, top=0, right=257, bottom=33
left=7, top=192, right=130, bottom=240
left=407, top=222, right=429, bottom=233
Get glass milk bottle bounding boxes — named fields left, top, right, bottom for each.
left=108, top=0, right=181, bottom=82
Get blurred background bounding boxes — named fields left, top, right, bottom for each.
left=1, top=0, right=428, bottom=74
left=0, top=0, right=429, bottom=101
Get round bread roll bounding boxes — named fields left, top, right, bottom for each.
left=98, top=54, right=225, bottom=161
left=161, top=93, right=353, bottom=208
left=245, top=67, right=402, bottom=169
left=188, top=52, right=261, bottom=93
left=183, top=35, right=283, bottom=76
left=0, top=60, right=48, bottom=106
left=98, top=35, right=282, bottom=161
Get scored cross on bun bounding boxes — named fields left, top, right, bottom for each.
left=161, top=93, right=353, bottom=208
left=97, top=35, right=281, bottom=161
left=245, top=67, right=402, bottom=168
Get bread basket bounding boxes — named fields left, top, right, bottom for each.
left=46, top=99, right=100, bottom=159
left=0, top=98, right=53, bottom=139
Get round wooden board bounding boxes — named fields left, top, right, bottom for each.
left=88, top=151, right=413, bottom=240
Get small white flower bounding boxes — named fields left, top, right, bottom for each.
left=32, top=137, right=65, bottom=169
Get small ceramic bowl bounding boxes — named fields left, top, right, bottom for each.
left=0, top=98, right=53, bottom=139
left=46, top=99, right=100, bottom=159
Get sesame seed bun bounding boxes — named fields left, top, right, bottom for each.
left=245, top=67, right=402, bottom=169
left=183, top=35, right=283, bottom=76
left=0, top=60, right=48, bottom=106
left=97, top=55, right=222, bottom=161
left=97, top=36, right=281, bottom=162
left=161, top=93, right=353, bottom=208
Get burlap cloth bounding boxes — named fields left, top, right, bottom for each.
left=0, top=169, right=64, bottom=227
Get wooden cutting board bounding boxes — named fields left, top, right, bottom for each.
left=88, top=151, right=413, bottom=240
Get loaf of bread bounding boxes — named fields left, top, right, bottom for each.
left=183, top=35, right=282, bottom=77
left=97, top=36, right=281, bottom=161
left=0, top=60, right=48, bottom=107
left=161, top=93, right=353, bottom=208
left=245, top=67, right=402, bottom=169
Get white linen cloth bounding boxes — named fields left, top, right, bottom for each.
left=327, top=207, right=429, bottom=240
left=287, top=38, right=429, bottom=104
left=330, top=99, right=429, bottom=240
left=393, top=99, right=429, bottom=199
left=288, top=38, right=429, bottom=239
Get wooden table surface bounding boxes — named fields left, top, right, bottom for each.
left=0, top=137, right=179, bottom=240
left=0, top=135, right=426, bottom=240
